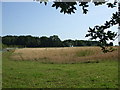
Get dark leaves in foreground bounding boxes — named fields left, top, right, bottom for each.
left=85, top=12, right=119, bottom=53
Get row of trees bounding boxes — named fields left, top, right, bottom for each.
left=2, top=35, right=113, bottom=48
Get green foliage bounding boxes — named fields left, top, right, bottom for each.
left=49, top=35, right=63, bottom=47
left=2, top=35, right=102, bottom=48
left=39, top=1, right=117, bottom=14
left=0, top=43, right=7, bottom=49
left=85, top=12, right=119, bottom=52
left=52, top=2, right=77, bottom=14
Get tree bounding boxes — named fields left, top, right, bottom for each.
left=2, top=35, right=100, bottom=47
left=40, top=36, right=50, bottom=47
left=62, top=39, right=74, bottom=47
left=49, top=35, right=63, bottom=47
left=36, top=0, right=120, bottom=52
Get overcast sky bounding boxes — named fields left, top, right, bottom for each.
left=1, top=2, right=118, bottom=45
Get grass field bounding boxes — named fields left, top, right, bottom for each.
left=12, top=47, right=118, bottom=63
left=2, top=47, right=118, bottom=88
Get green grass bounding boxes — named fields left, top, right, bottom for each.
left=2, top=51, right=118, bottom=88
left=76, top=49, right=96, bottom=57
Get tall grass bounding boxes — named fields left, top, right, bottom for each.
left=11, top=47, right=118, bottom=64
left=76, top=49, right=96, bottom=57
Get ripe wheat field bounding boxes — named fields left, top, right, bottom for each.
left=11, top=46, right=118, bottom=63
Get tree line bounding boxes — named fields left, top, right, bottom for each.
left=1, top=35, right=113, bottom=48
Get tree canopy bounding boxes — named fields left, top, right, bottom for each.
left=35, top=0, right=119, bottom=52
left=2, top=35, right=103, bottom=48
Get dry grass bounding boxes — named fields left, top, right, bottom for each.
left=11, top=47, right=118, bottom=63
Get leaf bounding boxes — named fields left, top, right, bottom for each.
left=44, top=2, right=47, bottom=5
left=52, top=4, right=56, bottom=7
left=107, top=3, right=116, bottom=8
left=83, top=9, right=88, bottom=14
left=85, top=34, right=90, bottom=37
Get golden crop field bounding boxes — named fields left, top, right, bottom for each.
left=11, top=46, right=118, bottom=63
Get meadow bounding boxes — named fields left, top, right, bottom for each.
left=12, top=47, right=117, bottom=63
left=2, top=47, right=118, bottom=88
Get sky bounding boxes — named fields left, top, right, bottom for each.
left=1, top=2, right=118, bottom=45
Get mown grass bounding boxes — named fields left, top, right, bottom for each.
left=2, top=50, right=118, bottom=88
